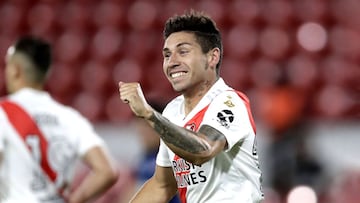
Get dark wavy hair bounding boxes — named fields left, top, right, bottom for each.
left=163, top=10, right=223, bottom=74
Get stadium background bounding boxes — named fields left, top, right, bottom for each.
left=0, top=0, right=359, bottom=202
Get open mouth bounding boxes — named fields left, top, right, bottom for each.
left=170, top=71, right=187, bottom=78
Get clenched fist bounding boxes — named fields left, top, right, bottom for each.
left=118, top=81, right=153, bottom=119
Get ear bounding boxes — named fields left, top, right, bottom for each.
left=207, top=47, right=220, bottom=70
left=8, top=61, right=22, bottom=79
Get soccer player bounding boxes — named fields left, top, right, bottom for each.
left=0, top=36, right=118, bottom=202
left=119, top=10, right=264, bottom=203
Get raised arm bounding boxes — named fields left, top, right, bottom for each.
left=119, top=81, right=227, bottom=166
left=147, top=111, right=227, bottom=166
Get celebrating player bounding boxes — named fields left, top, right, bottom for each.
left=119, top=10, right=264, bottom=203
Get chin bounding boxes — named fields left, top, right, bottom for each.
left=172, top=86, right=182, bottom=92
left=172, top=85, right=185, bottom=93
left=171, top=80, right=189, bottom=93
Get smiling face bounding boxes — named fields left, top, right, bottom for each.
left=162, top=31, right=219, bottom=96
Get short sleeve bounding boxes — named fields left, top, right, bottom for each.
left=201, top=91, right=255, bottom=151
left=66, top=111, right=105, bottom=156
left=156, top=139, right=172, bottom=167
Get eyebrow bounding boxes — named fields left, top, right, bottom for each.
left=163, top=42, right=192, bottom=52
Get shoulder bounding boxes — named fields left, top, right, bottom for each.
left=206, top=89, right=251, bottom=121
left=207, top=78, right=249, bottom=104
left=163, top=95, right=183, bottom=114
left=212, top=89, right=248, bottom=106
left=61, top=105, right=93, bottom=126
left=42, top=98, right=94, bottom=129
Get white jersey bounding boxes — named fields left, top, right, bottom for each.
left=0, top=88, right=105, bottom=203
left=156, top=78, right=264, bottom=203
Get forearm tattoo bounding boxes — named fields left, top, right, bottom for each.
left=148, top=111, right=210, bottom=153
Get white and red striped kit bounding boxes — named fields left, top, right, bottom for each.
left=0, top=88, right=105, bottom=203
left=156, top=78, right=264, bottom=203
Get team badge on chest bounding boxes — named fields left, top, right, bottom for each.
left=185, top=123, right=196, bottom=131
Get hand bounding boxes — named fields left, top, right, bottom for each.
left=118, top=81, right=153, bottom=119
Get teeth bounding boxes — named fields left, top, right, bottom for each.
left=171, top=72, right=186, bottom=78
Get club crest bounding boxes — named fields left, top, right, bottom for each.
left=185, top=123, right=196, bottom=131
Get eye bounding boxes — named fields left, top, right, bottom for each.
left=179, top=49, right=189, bottom=55
left=163, top=52, right=171, bottom=58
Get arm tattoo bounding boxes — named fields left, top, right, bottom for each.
left=198, top=125, right=226, bottom=142
left=148, top=111, right=210, bottom=153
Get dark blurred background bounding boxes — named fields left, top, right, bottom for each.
left=0, top=0, right=359, bottom=203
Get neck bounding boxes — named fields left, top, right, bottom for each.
left=13, top=82, right=44, bottom=93
left=183, top=78, right=217, bottom=115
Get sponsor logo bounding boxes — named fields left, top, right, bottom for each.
left=172, top=158, right=207, bottom=188
left=216, top=109, right=234, bottom=128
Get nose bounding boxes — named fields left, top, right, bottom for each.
left=166, top=54, right=180, bottom=68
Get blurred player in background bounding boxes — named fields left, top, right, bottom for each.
left=0, top=36, right=118, bottom=203
left=119, top=10, right=263, bottom=203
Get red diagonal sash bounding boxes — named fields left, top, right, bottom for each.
left=174, top=90, right=256, bottom=203
left=0, top=100, right=57, bottom=182
left=175, top=104, right=210, bottom=203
